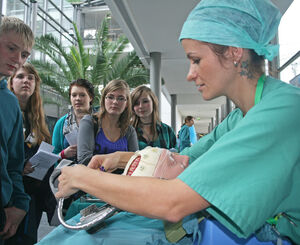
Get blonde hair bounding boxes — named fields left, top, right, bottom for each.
left=96, top=79, right=132, bottom=136
left=8, top=63, right=51, bottom=145
left=0, top=16, right=34, bottom=48
left=131, top=85, right=161, bottom=140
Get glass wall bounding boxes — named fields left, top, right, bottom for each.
left=2, top=0, right=124, bottom=49
left=279, top=0, right=300, bottom=83
left=1, top=0, right=76, bottom=119
left=1, top=0, right=124, bottom=120
left=5, top=0, right=25, bottom=20
left=2, top=0, right=74, bottom=46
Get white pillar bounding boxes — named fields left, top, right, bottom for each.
left=150, top=52, right=161, bottom=117
left=0, top=0, right=2, bottom=22
left=215, top=108, right=220, bottom=125
left=30, top=0, right=37, bottom=60
left=171, top=94, right=177, bottom=131
left=211, top=117, right=214, bottom=130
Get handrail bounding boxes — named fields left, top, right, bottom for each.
left=37, top=6, right=76, bottom=42
left=48, top=0, right=73, bottom=24
left=18, top=0, right=76, bottom=43
left=37, top=12, right=74, bottom=44
left=278, top=50, right=300, bottom=72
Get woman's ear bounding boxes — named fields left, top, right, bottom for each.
left=224, top=46, right=243, bottom=64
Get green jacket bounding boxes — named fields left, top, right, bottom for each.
left=52, top=114, right=68, bottom=155
left=136, top=122, right=177, bottom=150
left=0, top=79, right=30, bottom=212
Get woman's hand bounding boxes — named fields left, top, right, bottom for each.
left=23, top=161, right=34, bottom=175
left=88, top=151, right=135, bottom=172
left=88, top=152, right=121, bottom=172
left=62, top=145, right=77, bottom=159
left=55, top=165, right=84, bottom=199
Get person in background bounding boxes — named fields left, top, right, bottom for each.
left=7, top=63, right=56, bottom=245
left=0, top=16, right=33, bottom=244
left=77, top=79, right=138, bottom=166
left=178, top=116, right=194, bottom=151
left=131, top=85, right=176, bottom=150
left=40, top=0, right=300, bottom=244
left=52, top=79, right=95, bottom=163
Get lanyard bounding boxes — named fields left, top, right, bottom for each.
left=254, top=74, right=266, bottom=105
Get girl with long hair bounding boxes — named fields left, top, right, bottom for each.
left=7, top=63, right=55, bottom=245
left=77, top=79, right=138, bottom=166
left=131, top=85, right=176, bottom=150
left=64, top=80, right=139, bottom=219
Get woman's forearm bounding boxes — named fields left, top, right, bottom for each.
left=74, top=166, right=209, bottom=222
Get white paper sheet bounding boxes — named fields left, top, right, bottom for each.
left=65, top=129, right=78, bottom=146
left=27, top=141, right=60, bottom=180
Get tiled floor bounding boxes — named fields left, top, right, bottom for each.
left=37, top=213, right=56, bottom=242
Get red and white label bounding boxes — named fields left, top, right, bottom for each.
left=127, top=156, right=141, bottom=176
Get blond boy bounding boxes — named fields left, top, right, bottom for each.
left=0, top=16, right=34, bottom=243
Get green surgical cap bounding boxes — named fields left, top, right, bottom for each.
left=179, top=0, right=282, bottom=61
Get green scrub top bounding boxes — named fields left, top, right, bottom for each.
left=178, top=76, right=300, bottom=243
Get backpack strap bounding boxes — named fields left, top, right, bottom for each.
left=92, top=115, right=99, bottom=137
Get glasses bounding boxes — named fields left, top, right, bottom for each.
left=105, top=95, right=127, bottom=103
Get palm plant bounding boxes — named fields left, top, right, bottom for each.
left=32, top=14, right=149, bottom=101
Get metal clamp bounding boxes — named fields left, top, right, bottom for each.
left=49, top=159, right=119, bottom=232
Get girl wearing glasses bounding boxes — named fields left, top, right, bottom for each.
left=131, top=85, right=176, bottom=150
left=77, top=79, right=138, bottom=166
left=64, top=80, right=138, bottom=219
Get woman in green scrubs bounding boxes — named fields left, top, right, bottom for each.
left=43, top=0, right=300, bottom=244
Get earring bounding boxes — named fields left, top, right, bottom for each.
left=233, top=61, right=238, bottom=67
